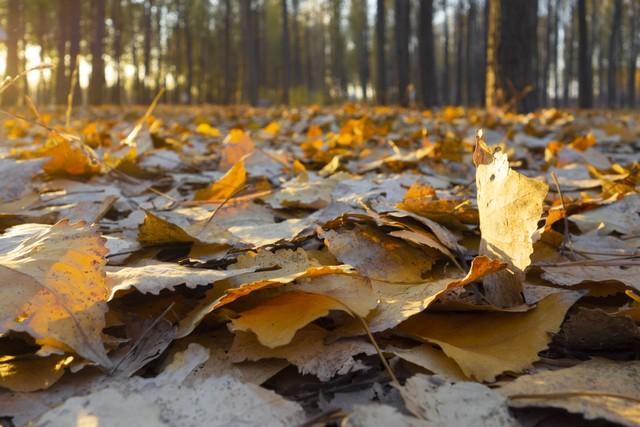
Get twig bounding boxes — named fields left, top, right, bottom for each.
left=66, top=55, right=79, bottom=129
left=110, top=302, right=175, bottom=375
left=198, top=183, right=249, bottom=233
left=356, top=314, right=400, bottom=387
left=509, top=391, right=640, bottom=404
left=550, top=171, right=574, bottom=258
left=122, top=88, right=165, bottom=147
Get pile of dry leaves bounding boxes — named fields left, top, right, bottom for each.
left=0, top=103, right=639, bottom=426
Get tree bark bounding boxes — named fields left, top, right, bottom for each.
left=485, top=0, right=539, bottom=113
left=240, top=0, right=258, bottom=105
left=375, top=0, right=387, bottom=104
left=55, top=0, right=69, bottom=105
left=282, top=0, right=291, bottom=104
left=89, top=0, right=106, bottom=105
left=223, top=0, right=233, bottom=104
left=291, top=0, right=302, bottom=88
left=184, top=1, right=193, bottom=104
left=395, top=0, right=410, bottom=106
left=442, top=0, right=451, bottom=104
left=418, top=0, right=437, bottom=107
left=454, top=1, right=464, bottom=105
left=111, top=0, right=123, bottom=104
left=3, top=0, right=21, bottom=106
left=628, top=0, right=638, bottom=108
left=142, top=0, right=154, bottom=103
left=607, top=0, right=622, bottom=108
left=577, top=0, right=593, bottom=108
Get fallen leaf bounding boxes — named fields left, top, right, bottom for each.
left=396, top=291, right=583, bottom=381
left=385, top=345, right=467, bottom=381
left=475, top=144, right=548, bottom=306
left=107, top=262, right=257, bottom=296
left=193, top=158, right=246, bottom=201
left=0, top=220, right=112, bottom=367
left=0, top=354, right=73, bottom=392
left=230, top=291, right=354, bottom=348
left=499, top=359, right=640, bottom=427
left=320, top=225, right=433, bottom=283
left=230, top=325, right=375, bottom=381
left=400, top=374, right=518, bottom=426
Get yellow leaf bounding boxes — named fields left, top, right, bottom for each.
left=0, top=354, right=73, bottom=392
left=42, top=139, right=101, bottom=176
left=396, top=291, right=582, bottom=382
left=0, top=220, right=111, bottom=366
left=230, top=291, right=350, bottom=348
left=263, top=121, right=280, bottom=136
left=220, top=129, right=254, bottom=171
left=475, top=144, right=548, bottom=306
left=196, top=123, right=222, bottom=137
left=194, top=159, right=246, bottom=201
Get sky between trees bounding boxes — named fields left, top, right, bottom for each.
left=0, top=0, right=638, bottom=112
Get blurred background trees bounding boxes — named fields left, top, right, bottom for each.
left=0, top=0, right=637, bottom=112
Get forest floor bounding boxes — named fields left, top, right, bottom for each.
left=0, top=103, right=639, bottom=426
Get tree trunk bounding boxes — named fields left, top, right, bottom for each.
left=292, top=0, right=302, bottom=88
left=142, top=0, right=154, bottom=103
left=69, top=0, right=82, bottom=105
left=55, top=0, right=69, bottom=105
left=442, top=0, right=451, bottom=104
left=628, top=0, right=638, bottom=108
left=89, top=0, right=106, bottom=105
left=418, top=0, right=437, bottom=107
left=542, top=0, right=552, bottom=106
left=454, top=1, right=464, bottom=105
left=184, top=1, right=193, bottom=104
left=607, top=0, right=622, bottom=108
left=240, top=0, right=258, bottom=105
left=3, top=0, right=20, bottom=106
left=223, top=0, right=233, bottom=104
left=577, top=0, right=593, bottom=108
left=282, top=0, right=291, bottom=104
left=330, top=0, right=346, bottom=98
left=485, top=1, right=539, bottom=115
left=552, top=0, right=559, bottom=107
left=465, top=0, right=477, bottom=106
left=111, top=0, right=123, bottom=104
left=395, top=0, right=410, bottom=106
left=563, top=4, right=575, bottom=107
left=375, top=0, right=387, bottom=104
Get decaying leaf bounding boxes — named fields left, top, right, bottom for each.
left=386, top=345, right=467, bottom=381
left=400, top=374, right=518, bottom=426
left=499, top=359, right=640, bottom=427
left=107, top=262, right=257, bottom=296
left=0, top=220, right=111, bottom=367
left=320, top=225, right=434, bottom=283
left=230, top=325, right=375, bottom=381
left=0, top=354, right=73, bottom=392
left=475, top=143, right=548, bottom=306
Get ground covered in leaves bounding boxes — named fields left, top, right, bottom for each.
left=0, top=104, right=639, bottom=426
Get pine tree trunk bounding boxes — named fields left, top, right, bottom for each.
left=628, top=0, right=638, bottom=108
left=292, top=0, right=302, bottom=88
left=375, top=0, right=387, bottom=104
left=486, top=1, right=539, bottom=115
left=607, top=0, right=622, bottom=108
left=111, top=0, right=123, bottom=104
left=282, top=0, right=291, bottom=104
left=223, top=0, right=233, bottom=104
left=3, top=0, right=20, bottom=106
left=395, top=0, right=410, bottom=106
left=55, top=0, right=68, bottom=105
left=89, top=0, right=106, bottom=105
left=442, top=0, right=451, bottom=104
left=577, top=0, right=593, bottom=108
left=454, top=1, right=463, bottom=105
left=418, top=0, right=437, bottom=107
